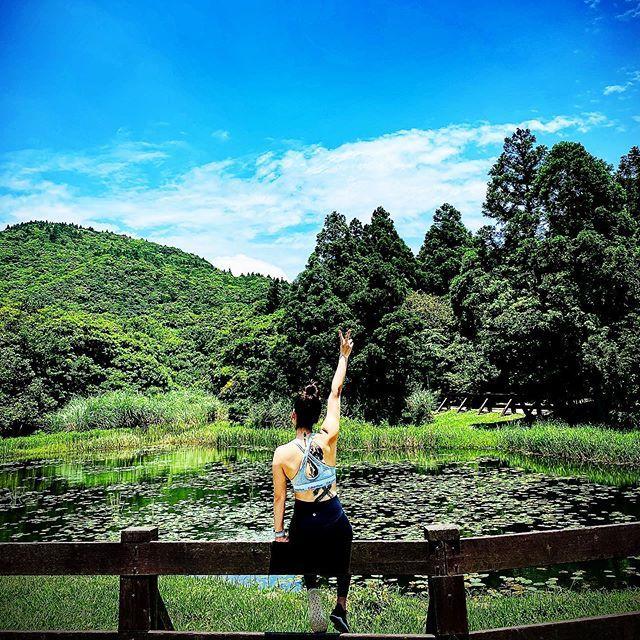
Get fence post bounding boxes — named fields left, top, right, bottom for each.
left=425, top=524, right=469, bottom=640
left=119, top=526, right=159, bottom=634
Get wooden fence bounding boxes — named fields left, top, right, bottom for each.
left=436, top=393, right=553, bottom=417
left=1, top=522, right=640, bottom=640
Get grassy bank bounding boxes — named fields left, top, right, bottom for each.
left=0, top=411, right=514, bottom=460
left=498, top=420, right=640, bottom=465
left=0, top=576, right=638, bottom=632
left=3, top=410, right=640, bottom=467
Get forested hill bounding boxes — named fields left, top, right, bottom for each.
left=0, top=222, right=268, bottom=317
left=0, top=222, right=276, bottom=434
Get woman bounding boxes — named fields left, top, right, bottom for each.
left=272, top=328, right=354, bottom=633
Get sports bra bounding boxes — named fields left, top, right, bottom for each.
left=291, top=434, right=337, bottom=492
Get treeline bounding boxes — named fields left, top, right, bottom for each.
left=1, top=132, right=639, bottom=435
left=219, top=133, right=640, bottom=426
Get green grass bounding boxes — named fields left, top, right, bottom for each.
left=45, top=389, right=228, bottom=432
left=0, top=576, right=638, bottom=632
left=499, top=419, right=640, bottom=466
left=3, top=409, right=640, bottom=468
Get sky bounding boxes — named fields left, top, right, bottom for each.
left=0, top=0, right=639, bottom=279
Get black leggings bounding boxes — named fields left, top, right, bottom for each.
left=288, top=496, right=353, bottom=598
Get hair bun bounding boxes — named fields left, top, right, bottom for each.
left=303, top=381, right=319, bottom=399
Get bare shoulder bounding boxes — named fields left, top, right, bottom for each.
left=272, top=444, right=285, bottom=464
left=273, top=441, right=295, bottom=464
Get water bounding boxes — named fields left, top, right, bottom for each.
left=1, top=447, right=640, bottom=594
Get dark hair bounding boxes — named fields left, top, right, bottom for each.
left=293, top=381, right=322, bottom=430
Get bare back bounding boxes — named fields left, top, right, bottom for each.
left=275, top=430, right=338, bottom=502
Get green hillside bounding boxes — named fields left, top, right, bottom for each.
left=0, top=221, right=268, bottom=316
left=0, top=222, right=277, bottom=434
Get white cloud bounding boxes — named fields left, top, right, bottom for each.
left=604, top=84, right=627, bottom=95
left=603, top=71, right=640, bottom=96
left=0, top=113, right=611, bottom=278
left=211, top=129, right=231, bottom=141
left=617, top=0, right=640, bottom=19
left=212, top=254, right=288, bottom=279
left=0, top=140, right=171, bottom=189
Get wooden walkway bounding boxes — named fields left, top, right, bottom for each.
left=1, top=522, right=640, bottom=639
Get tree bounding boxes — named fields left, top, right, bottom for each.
left=353, top=207, right=418, bottom=330
left=363, top=207, right=418, bottom=289
left=275, top=208, right=426, bottom=422
left=263, top=278, right=289, bottom=313
left=418, top=203, right=473, bottom=295
left=483, top=128, right=546, bottom=250
left=273, top=212, right=362, bottom=398
left=451, top=139, right=640, bottom=422
left=617, top=146, right=640, bottom=220
left=535, top=142, right=625, bottom=238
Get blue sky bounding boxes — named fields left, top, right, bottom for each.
left=1, top=0, right=639, bottom=278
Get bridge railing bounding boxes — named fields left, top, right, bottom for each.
left=1, top=521, right=639, bottom=639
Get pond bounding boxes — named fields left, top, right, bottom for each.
left=1, top=446, right=640, bottom=595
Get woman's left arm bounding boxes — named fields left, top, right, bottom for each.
left=272, top=449, right=288, bottom=542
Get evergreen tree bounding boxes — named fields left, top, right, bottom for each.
left=263, top=278, right=289, bottom=313
left=453, top=139, right=640, bottom=422
left=354, top=207, right=418, bottom=331
left=274, top=212, right=361, bottom=395
left=483, top=128, right=546, bottom=249
left=277, top=208, right=429, bottom=422
left=617, top=146, right=640, bottom=220
left=418, top=203, right=473, bottom=295
left=349, top=217, right=365, bottom=243
left=363, top=207, right=418, bottom=287
left=535, top=142, right=625, bottom=238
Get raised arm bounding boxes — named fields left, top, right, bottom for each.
left=320, top=329, right=353, bottom=441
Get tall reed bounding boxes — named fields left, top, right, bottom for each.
left=45, top=390, right=227, bottom=433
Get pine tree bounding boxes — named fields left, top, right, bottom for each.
left=483, top=128, right=546, bottom=249
left=363, top=207, right=418, bottom=287
left=314, top=211, right=354, bottom=270
left=418, top=203, right=473, bottom=295
left=535, top=142, right=625, bottom=238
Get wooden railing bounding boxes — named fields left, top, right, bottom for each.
left=1, top=522, right=640, bottom=639
left=436, top=393, right=554, bottom=417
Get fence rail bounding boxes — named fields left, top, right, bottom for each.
left=436, top=393, right=554, bottom=417
left=1, top=522, right=639, bottom=640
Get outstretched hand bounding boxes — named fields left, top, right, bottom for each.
left=339, top=328, right=354, bottom=359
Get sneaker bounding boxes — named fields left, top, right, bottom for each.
left=307, top=588, right=328, bottom=633
left=330, top=603, right=350, bottom=633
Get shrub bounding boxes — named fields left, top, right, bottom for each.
left=246, top=396, right=293, bottom=429
left=402, top=387, right=437, bottom=425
